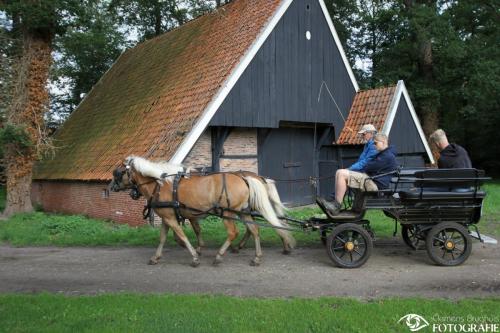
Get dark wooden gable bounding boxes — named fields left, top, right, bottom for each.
left=210, top=0, right=356, bottom=137
left=388, top=97, right=427, bottom=155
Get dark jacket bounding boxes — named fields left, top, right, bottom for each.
left=438, top=143, right=472, bottom=169
left=362, top=146, right=398, bottom=189
left=349, top=139, right=378, bottom=171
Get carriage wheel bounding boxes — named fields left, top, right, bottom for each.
left=425, top=222, right=472, bottom=266
left=326, top=223, right=373, bottom=268
left=401, top=225, right=424, bottom=250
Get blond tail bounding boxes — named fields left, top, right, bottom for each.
left=263, top=178, right=287, bottom=217
left=244, top=176, right=296, bottom=249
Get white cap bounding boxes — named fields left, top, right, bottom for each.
left=358, top=124, right=377, bottom=134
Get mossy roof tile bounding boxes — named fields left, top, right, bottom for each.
left=34, top=0, right=281, bottom=181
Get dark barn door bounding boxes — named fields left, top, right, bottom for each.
left=258, top=128, right=315, bottom=206
left=318, top=145, right=340, bottom=199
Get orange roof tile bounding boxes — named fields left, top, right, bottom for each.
left=337, top=85, right=397, bottom=145
left=33, top=0, right=282, bottom=181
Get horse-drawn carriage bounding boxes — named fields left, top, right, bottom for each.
left=308, top=168, right=489, bottom=268
left=111, top=157, right=490, bottom=269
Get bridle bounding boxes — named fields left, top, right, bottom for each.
left=113, top=164, right=158, bottom=199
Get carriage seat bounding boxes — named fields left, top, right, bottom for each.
left=397, top=168, right=488, bottom=200
left=399, top=189, right=486, bottom=200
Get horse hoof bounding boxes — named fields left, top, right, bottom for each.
left=250, top=258, right=261, bottom=266
left=282, top=249, right=292, bottom=255
left=213, top=256, right=223, bottom=266
left=148, top=258, right=158, bottom=265
left=190, top=259, right=200, bottom=267
left=196, top=248, right=202, bottom=256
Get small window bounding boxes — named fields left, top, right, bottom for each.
left=306, top=31, right=311, bottom=40
left=306, top=4, right=310, bottom=10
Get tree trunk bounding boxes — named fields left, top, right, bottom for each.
left=154, top=1, right=162, bottom=36
left=2, top=32, right=52, bottom=218
left=407, top=0, right=439, bottom=138
left=418, top=38, right=439, bottom=136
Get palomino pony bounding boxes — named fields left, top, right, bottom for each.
left=110, top=156, right=295, bottom=267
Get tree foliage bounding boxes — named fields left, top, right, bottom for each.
left=330, top=0, right=499, bottom=174
left=50, top=1, right=126, bottom=120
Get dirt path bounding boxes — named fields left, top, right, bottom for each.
left=0, top=240, right=499, bottom=299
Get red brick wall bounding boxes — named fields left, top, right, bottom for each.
left=183, top=129, right=212, bottom=168
left=31, top=129, right=259, bottom=226
left=31, top=181, right=147, bottom=226
left=220, top=128, right=258, bottom=173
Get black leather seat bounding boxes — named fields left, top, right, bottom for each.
left=399, top=190, right=486, bottom=200
left=397, top=168, right=488, bottom=201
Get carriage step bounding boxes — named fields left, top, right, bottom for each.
left=327, top=211, right=363, bottom=221
left=469, top=231, right=498, bottom=245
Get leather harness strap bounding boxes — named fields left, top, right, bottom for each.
left=141, top=171, right=247, bottom=223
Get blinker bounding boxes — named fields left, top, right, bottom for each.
left=130, top=188, right=141, bottom=200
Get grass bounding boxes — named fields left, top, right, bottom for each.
left=480, top=181, right=500, bottom=237
left=0, top=182, right=498, bottom=248
left=0, top=293, right=498, bottom=333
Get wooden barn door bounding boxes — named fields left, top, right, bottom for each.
left=258, top=127, right=315, bottom=206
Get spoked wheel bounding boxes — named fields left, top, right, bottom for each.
left=425, top=222, right=472, bottom=266
left=401, top=225, right=425, bottom=250
left=326, top=223, right=373, bottom=268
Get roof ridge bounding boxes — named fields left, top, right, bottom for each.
left=357, top=84, right=397, bottom=94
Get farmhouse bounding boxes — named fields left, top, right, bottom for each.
left=32, top=0, right=433, bottom=225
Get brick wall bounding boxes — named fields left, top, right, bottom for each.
left=31, top=128, right=259, bottom=226
left=31, top=181, right=147, bottom=226
left=183, top=129, right=212, bottom=168
left=220, top=128, right=258, bottom=173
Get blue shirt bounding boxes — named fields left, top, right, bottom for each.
left=349, top=139, right=378, bottom=172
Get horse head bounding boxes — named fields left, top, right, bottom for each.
left=109, top=161, right=134, bottom=192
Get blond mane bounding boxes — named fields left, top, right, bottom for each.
left=125, top=156, right=185, bottom=180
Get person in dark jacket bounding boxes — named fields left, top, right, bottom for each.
left=429, top=129, right=472, bottom=168
left=318, top=134, right=398, bottom=215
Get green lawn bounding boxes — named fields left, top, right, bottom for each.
left=0, top=183, right=498, bottom=247
left=0, top=293, right=498, bottom=333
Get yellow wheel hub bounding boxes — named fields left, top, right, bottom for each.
left=345, top=242, right=355, bottom=251
left=445, top=241, right=455, bottom=250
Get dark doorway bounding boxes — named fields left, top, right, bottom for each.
left=258, top=127, right=316, bottom=206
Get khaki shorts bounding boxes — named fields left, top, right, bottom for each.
left=347, top=171, right=378, bottom=192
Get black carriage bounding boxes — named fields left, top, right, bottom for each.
left=308, top=168, right=490, bottom=268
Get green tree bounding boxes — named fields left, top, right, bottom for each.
left=109, top=0, right=189, bottom=40
left=440, top=0, right=500, bottom=172
left=51, top=1, right=126, bottom=120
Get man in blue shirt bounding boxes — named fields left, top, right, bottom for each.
left=348, top=124, right=378, bottom=172
left=317, top=125, right=383, bottom=215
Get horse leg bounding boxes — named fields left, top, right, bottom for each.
left=281, top=237, right=292, bottom=255
left=148, top=220, right=169, bottom=265
left=173, top=231, right=186, bottom=248
left=235, top=224, right=256, bottom=251
left=241, top=215, right=262, bottom=266
left=190, top=218, right=204, bottom=255
left=165, top=218, right=200, bottom=267
left=214, top=215, right=239, bottom=266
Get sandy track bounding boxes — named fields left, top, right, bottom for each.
left=0, top=241, right=498, bottom=299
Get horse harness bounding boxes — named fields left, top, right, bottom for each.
left=137, top=172, right=240, bottom=224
